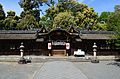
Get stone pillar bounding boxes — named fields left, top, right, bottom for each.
left=20, top=49, right=23, bottom=58
left=20, top=42, right=24, bottom=58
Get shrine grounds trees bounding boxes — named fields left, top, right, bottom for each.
left=96, top=5, right=120, bottom=50
left=3, top=11, right=19, bottom=30
left=94, top=12, right=113, bottom=31
left=106, top=5, right=120, bottom=48
left=0, top=4, right=5, bottom=30
left=44, top=0, right=98, bottom=29
left=0, top=0, right=120, bottom=33
left=17, top=0, right=47, bottom=29
left=0, top=0, right=98, bottom=30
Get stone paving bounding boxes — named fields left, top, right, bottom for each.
left=33, top=61, right=88, bottom=79
left=0, top=60, right=120, bottom=79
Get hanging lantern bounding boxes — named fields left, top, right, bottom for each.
left=48, top=43, right=52, bottom=49
left=66, top=43, right=70, bottom=49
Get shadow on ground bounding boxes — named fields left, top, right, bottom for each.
left=107, top=59, right=120, bottom=67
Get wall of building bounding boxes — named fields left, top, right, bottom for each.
left=69, top=39, right=119, bottom=56
left=0, top=39, right=119, bottom=56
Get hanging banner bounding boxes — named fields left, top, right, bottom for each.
left=48, top=43, right=52, bottom=49
left=66, top=43, right=70, bottom=49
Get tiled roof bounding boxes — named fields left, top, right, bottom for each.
left=0, top=30, right=37, bottom=34
left=0, top=30, right=37, bottom=39
left=0, top=29, right=116, bottom=40
left=81, top=34, right=115, bottom=40
left=79, top=30, right=115, bottom=34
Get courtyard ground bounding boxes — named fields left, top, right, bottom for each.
left=0, top=60, right=120, bottom=79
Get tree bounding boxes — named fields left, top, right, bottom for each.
left=114, top=5, right=120, bottom=12
left=93, top=12, right=114, bottom=31
left=19, top=0, right=52, bottom=21
left=92, top=22, right=108, bottom=30
left=3, top=11, right=18, bottom=30
left=107, top=5, right=120, bottom=49
left=0, top=4, right=5, bottom=29
left=53, top=11, right=75, bottom=29
left=17, top=12, right=39, bottom=30
left=0, top=4, right=5, bottom=20
left=18, top=0, right=45, bottom=29
left=45, top=0, right=98, bottom=29
left=18, top=0, right=55, bottom=29
left=99, top=12, right=113, bottom=23
left=107, top=5, right=120, bottom=31
left=39, top=16, right=53, bottom=28
left=19, top=0, right=40, bottom=21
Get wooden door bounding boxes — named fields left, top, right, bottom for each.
left=52, top=50, right=66, bottom=56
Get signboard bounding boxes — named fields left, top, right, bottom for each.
left=66, top=43, right=70, bottom=49
left=48, top=43, right=52, bottom=49
left=52, top=41, right=66, bottom=46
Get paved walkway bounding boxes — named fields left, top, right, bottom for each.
left=0, top=61, right=120, bottom=79
left=33, top=61, right=88, bottom=79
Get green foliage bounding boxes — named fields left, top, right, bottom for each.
left=107, top=5, right=120, bottom=31
left=7, top=11, right=15, bottom=17
left=115, top=40, right=120, bottom=48
left=107, top=5, right=120, bottom=47
left=92, top=22, right=108, bottom=30
left=0, top=20, right=4, bottom=30
left=0, top=4, right=5, bottom=29
left=114, top=5, right=120, bottom=12
left=18, top=0, right=45, bottom=29
left=0, top=4, right=5, bottom=20
left=107, top=12, right=120, bottom=31
left=99, top=12, right=113, bottom=23
left=0, top=0, right=98, bottom=30
left=53, top=12, right=74, bottom=29
left=39, top=16, right=53, bottom=28
left=19, top=0, right=42, bottom=21
left=19, top=0, right=39, bottom=11
left=17, top=13, right=39, bottom=30
left=3, top=11, right=18, bottom=30
left=45, top=1, right=98, bottom=29
left=18, top=0, right=54, bottom=29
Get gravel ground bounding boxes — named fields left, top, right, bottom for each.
left=0, top=62, right=43, bottom=79
left=73, top=61, right=120, bottom=79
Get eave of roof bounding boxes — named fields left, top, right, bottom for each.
left=0, top=30, right=37, bottom=39
left=79, top=30, right=115, bottom=34
left=81, top=34, right=115, bottom=40
left=0, top=30, right=37, bottom=34
left=0, top=34, right=36, bottom=40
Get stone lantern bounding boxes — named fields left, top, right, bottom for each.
left=18, top=42, right=26, bottom=64
left=91, top=43, right=99, bottom=63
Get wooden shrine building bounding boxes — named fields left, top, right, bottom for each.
left=0, top=26, right=118, bottom=56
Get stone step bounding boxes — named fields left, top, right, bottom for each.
left=0, top=55, right=117, bottom=62
left=31, top=57, right=90, bottom=63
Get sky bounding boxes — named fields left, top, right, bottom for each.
left=0, top=0, right=120, bottom=16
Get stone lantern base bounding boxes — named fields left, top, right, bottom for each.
left=91, top=59, right=99, bottom=63
left=18, top=57, right=27, bottom=64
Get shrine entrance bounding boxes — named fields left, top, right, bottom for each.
left=47, top=28, right=70, bottom=56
